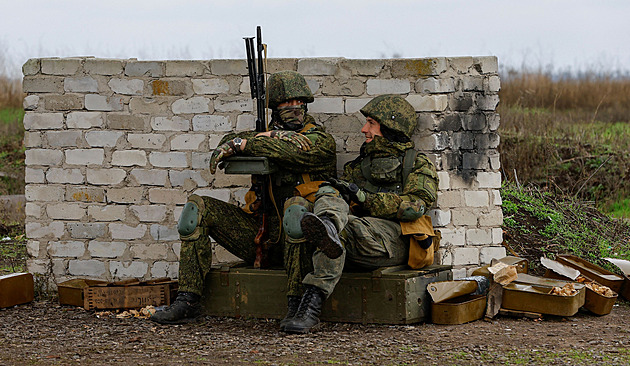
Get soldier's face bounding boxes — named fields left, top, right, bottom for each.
left=277, top=99, right=304, bottom=109
left=361, top=117, right=383, bottom=143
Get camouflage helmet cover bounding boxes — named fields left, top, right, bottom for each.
left=266, top=71, right=314, bottom=109
left=360, top=94, right=418, bottom=139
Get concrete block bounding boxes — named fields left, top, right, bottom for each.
left=427, top=209, right=451, bottom=227
left=45, top=131, right=82, bottom=147
left=475, top=133, right=500, bottom=150
left=449, top=94, right=474, bottom=112
left=130, top=169, right=169, bottom=186
left=309, top=97, right=344, bottom=113
left=148, top=188, right=187, bottom=204
left=166, top=61, right=206, bottom=76
left=66, top=187, right=106, bottom=203
left=110, top=261, right=149, bottom=279
left=172, top=97, right=211, bottom=114
left=463, top=153, right=489, bottom=170
left=439, top=227, right=466, bottom=246
left=210, top=60, right=247, bottom=75
left=130, top=205, right=167, bottom=222
left=107, top=114, right=146, bottom=130
left=106, top=187, right=144, bottom=204
left=297, top=58, right=339, bottom=75
left=462, top=76, right=484, bottom=91
left=192, top=115, right=231, bottom=132
left=480, top=247, right=507, bottom=265
left=23, top=76, right=64, bottom=93
left=236, top=115, right=255, bottom=131
left=128, top=133, right=167, bottom=149
left=487, top=113, right=500, bottom=131
left=129, top=97, right=170, bottom=115
left=344, top=98, right=372, bottom=113
left=150, top=225, right=179, bottom=241
left=84, top=59, right=123, bottom=75
left=87, top=168, right=127, bottom=185
left=169, top=170, right=208, bottom=187
left=192, top=152, right=212, bottom=169
left=391, top=58, right=447, bottom=77
left=416, top=132, right=449, bottom=151
left=44, top=94, right=84, bottom=111
left=452, top=268, right=468, bottom=279
left=131, top=243, right=169, bottom=260
left=23, top=112, right=64, bottom=130
left=66, top=111, right=104, bottom=129
left=437, top=248, right=452, bottom=266
left=111, top=150, right=148, bottom=167
left=211, top=172, right=251, bottom=188
left=26, top=240, right=40, bottom=257
left=475, top=172, right=501, bottom=189
left=366, top=79, right=410, bottom=95
left=23, top=132, right=42, bottom=147
left=47, top=241, right=85, bottom=257
left=462, top=114, right=486, bottom=130
left=339, top=59, right=384, bottom=76
left=406, top=95, right=448, bottom=112
left=451, top=208, right=478, bottom=226
left=192, top=79, right=229, bottom=94
left=466, top=228, right=493, bottom=245
left=25, top=149, right=63, bottom=166
left=215, top=98, right=252, bottom=112
left=321, top=79, right=364, bottom=96
left=41, top=58, right=81, bottom=75
left=151, top=261, right=179, bottom=279
left=65, top=149, right=105, bottom=165
left=452, top=247, right=479, bottom=266
left=448, top=57, right=474, bottom=73
left=491, top=190, right=502, bottom=206
left=64, top=76, right=98, bottom=93
left=306, top=79, right=320, bottom=94
left=85, top=94, right=124, bottom=111
left=437, top=191, right=462, bottom=208
left=22, top=58, right=40, bottom=75
left=437, top=171, right=450, bottom=190
left=108, top=78, right=144, bottom=95
left=417, top=113, right=439, bottom=131
left=125, top=61, right=163, bottom=77
left=46, top=203, right=85, bottom=220
left=473, top=56, right=499, bottom=74
left=46, top=168, right=84, bottom=184
left=150, top=80, right=191, bottom=96
left=170, top=134, right=206, bottom=150
left=151, top=116, right=190, bottom=131
left=193, top=188, right=230, bottom=202
left=478, top=95, right=500, bottom=111
left=489, top=151, right=501, bottom=170
left=85, top=131, right=124, bottom=147
left=68, top=259, right=107, bottom=277
left=479, top=209, right=504, bottom=227
left=25, top=168, right=45, bottom=184
left=88, top=241, right=127, bottom=258
left=149, top=152, right=188, bottom=168
left=67, top=223, right=107, bottom=239
left=25, top=222, right=65, bottom=238
left=492, top=227, right=504, bottom=244
left=25, top=185, right=64, bottom=202
left=464, top=191, right=489, bottom=207
left=416, top=77, right=455, bottom=93
left=487, top=75, right=501, bottom=92
left=88, top=205, right=126, bottom=222
left=23, top=95, right=39, bottom=110
left=109, top=223, right=147, bottom=240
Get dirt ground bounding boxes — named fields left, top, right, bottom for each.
left=1, top=300, right=628, bottom=365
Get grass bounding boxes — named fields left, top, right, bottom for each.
left=0, top=223, right=27, bottom=274
left=0, top=107, right=25, bottom=195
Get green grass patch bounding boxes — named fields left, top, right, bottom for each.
left=0, top=107, right=25, bottom=195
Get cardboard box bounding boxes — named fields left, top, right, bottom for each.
left=0, top=273, right=34, bottom=308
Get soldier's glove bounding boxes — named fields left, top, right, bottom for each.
left=325, top=178, right=368, bottom=204
left=209, top=139, right=239, bottom=174
left=270, top=130, right=312, bottom=151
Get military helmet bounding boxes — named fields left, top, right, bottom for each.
left=266, top=71, right=314, bottom=110
left=360, top=94, right=417, bottom=139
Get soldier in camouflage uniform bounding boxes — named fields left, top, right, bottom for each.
left=151, top=71, right=337, bottom=325
left=281, top=94, right=439, bottom=333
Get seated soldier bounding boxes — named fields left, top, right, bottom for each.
left=151, top=71, right=337, bottom=324
left=281, top=94, right=439, bottom=333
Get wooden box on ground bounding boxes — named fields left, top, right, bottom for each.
left=202, top=263, right=452, bottom=324
left=431, top=294, right=486, bottom=325
left=58, top=278, right=178, bottom=310
left=0, top=273, right=34, bottom=308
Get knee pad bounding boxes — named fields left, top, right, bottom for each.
left=315, top=185, right=341, bottom=199
left=283, top=204, right=309, bottom=239
left=178, top=195, right=205, bottom=239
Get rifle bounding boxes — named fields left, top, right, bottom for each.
left=244, top=26, right=270, bottom=269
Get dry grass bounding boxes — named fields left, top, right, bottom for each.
left=0, top=75, right=23, bottom=109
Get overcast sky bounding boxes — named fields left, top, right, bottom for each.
left=1, top=0, right=629, bottom=76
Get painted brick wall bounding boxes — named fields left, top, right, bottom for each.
left=22, top=56, right=503, bottom=283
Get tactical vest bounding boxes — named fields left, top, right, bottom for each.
left=360, top=149, right=417, bottom=194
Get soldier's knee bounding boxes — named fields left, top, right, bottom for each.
left=178, top=195, right=205, bottom=240
left=283, top=196, right=312, bottom=240
left=315, top=185, right=340, bottom=199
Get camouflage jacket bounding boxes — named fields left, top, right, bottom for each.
left=341, top=136, right=438, bottom=221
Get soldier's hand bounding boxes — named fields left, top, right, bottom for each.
left=270, top=130, right=312, bottom=151
left=209, top=139, right=238, bottom=174
left=325, top=178, right=368, bottom=203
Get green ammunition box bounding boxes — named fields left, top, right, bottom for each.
left=223, top=156, right=278, bottom=175
left=202, top=263, right=452, bottom=324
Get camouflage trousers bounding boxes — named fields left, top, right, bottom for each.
left=178, top=195, right=283, bottom=296
left=285, top=190, right=409, bottom=297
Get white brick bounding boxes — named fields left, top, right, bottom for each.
left=41, top=58, right=80, bottom=75
left=235, top=115, right=255, bottom=131
left=416, top=77, right=455, bottom=93
left=109, top=223, right=147, bottom=240
left=25, top=203, right=42, bottom=218
left=23, top=112, right=64, bottom=130
left=131, top=243, right=169, bottom=259
left=130, top=205, right=167, bottom=222
left=25, top=149, right=63, bottom=166
left=426, top=209, right=451, bottom=227
left=475, top=172, right=501, bottom=188
left=166, top=61, right=205, bottom=76
left=491, top=190, right=502, bottom=206
left=108, top=78, right=144, bottom=95
left=451, top=208, right=478, bottom=226
left=26, top=240, right=40, bottom=257
left=366, top=79, right=410, bottom=95
left=437, top=248, right=452, bottom=266
left=170, top=134, right=206, bottom=150
left=233, top=187, right=250, bottom=205
left=88, top=241, right=127, bottom=258
left=110, top=261, right=149, bottom=278
left=192, top=79, right=229, bottom=94
left=151, top=116, right=190, bottom=131
left=193, top=188, right=230, bottom=202
left=151, top=261, right=179, bottom=278
left=452, top=268, right=468, bottom=279
left=46, top=168, right=84, bottom=184
left=25, top=185, right=64, bottom=202
left=436, top=171, right=450, bottom=190
left=68, top=259, right=107, bottom=277
left=192, top=115, right=231, bottom=132
left=192, top=152, right=212, bottom=169
left=25, top=221, right=65, bottom=238
left=65, top=149, right=105, bottom=165
left=450, top=174, right=473, bottom=189
left=466, top=228, right=493, bottom=245
left=45, top=130, right=82, bottom=147
left=150, top=224, right=179, bottom=241
left=67, top=223, right=107, bottom=239
left=88, top=205, right=126, bottom=221
left=416, top=132, right=449, bottom=151
left=309, top=98, right=344, bottom=113
left=297, top=58, right=338, bottom=75
left=452, top=247, right=479, bottom=266
left=215, top=98, right=252, bottom=112
left=47, top=241, right=85, bottom=257
left=128, top=133, right=166, bottom=149
left=107, top=187, right=143, bottom=204
left=474, top=56, right=499, bottom=74
left=406, top=95, right=448, bottom=112
left=26, top=259, right=50, bottom=275
left=46, top=203, right=85, bottom=220
left=480, top=247, right=507, bottom=265
left=479, top=209, right=503, bottom=227
left=66, top=112, right=104, bottom=129
left=87, top=168, right=127, bottom=185
left=149, top=152, right=188, bottom=168
left=478, top=95, right=500, bottom=111
left=130, top=169, right=168, bottom=186
left=148, top=188, right=187, bottom=204
left=492, top=227, right=504, bottom=244
left=449, top=57, right=473, bottom=73
left=172, top=97, right=210, bottom=114
left=345, top=98, right=372, bottom=113
left=112, top=150, right=147, bottom=166
left=439, top=227, right=466, bottom=246
left=488, top=75, right=501, bottom=92
left=85, top=131, right=124, bottom=147
left=84, top=59, right=124, bottom=75
left=464, top=191, right=489, bottom=207
left=85, top=94, right=124, bottom=111
left=24, top=132, right=42, bottom=147
left=64, top=76, right=98, bottom=93
left=169, top=170, right=208, bottom=187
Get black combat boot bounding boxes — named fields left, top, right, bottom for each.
left=283, top=285, right=325, bottom=334
left=300, top=213, right=343, bottom=259
left=149, top=292, right=201, bottom=325
left=279, top=295, right=301, bottom=330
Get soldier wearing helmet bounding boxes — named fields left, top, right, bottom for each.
left=151, top=71, right=337, bottom=325
left=281, top=94, right=439, bottom=334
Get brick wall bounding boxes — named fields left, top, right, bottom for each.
left=22, top=56, right=503, bottom=283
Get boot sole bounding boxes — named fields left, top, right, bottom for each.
left=301, top=215, right=343, bottom=259
left=283, top=320, right=321, bottom=334
left=149, top=314, right=203, bottom=325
